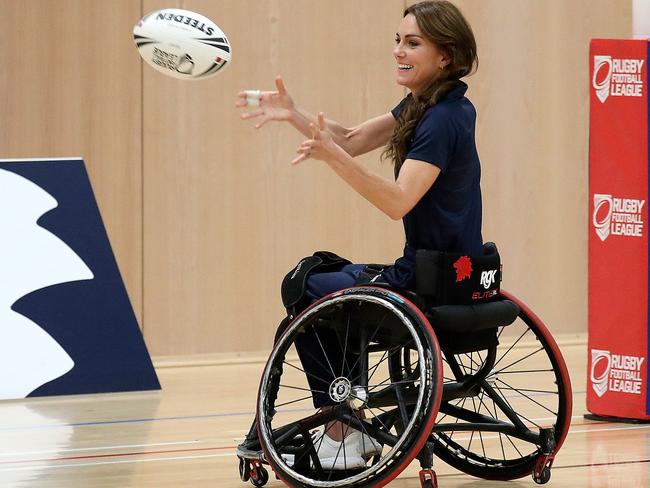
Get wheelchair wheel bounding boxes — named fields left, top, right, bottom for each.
left=430, top=290, right=572, bottom=480
left=256, top=287, right=443, bottom=488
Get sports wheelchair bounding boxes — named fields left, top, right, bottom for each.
left=236, top=248, right=572, bottom=488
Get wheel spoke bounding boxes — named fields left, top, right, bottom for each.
left=493, top=386, right=558, bottom=396
left=493, top=383, right=542, bottom=428
left=494, top=347, right=546, bottom=375
left=347, top=313, right=389, bottom=380
left=492, top=328, right=530, bottom=370
left=504, top=430, right=524, bottom=458
left=496, top=368, right=554, bottom=374
left=280, top=384, right=327, bottom=394
left=313, top=326, right=338, bottom=380
left=283, top=361, right=331, bottom=386
left=351, top=340, right=414, bottom=386
left=336, top=313, right=352, bottom=378
left=276, top=395, right=317, bottom=408
left=327, top=417, right=354, bottom=479
left=491, top=396, right=507, bottom=460
left=497, top=325, right=505, bottom=340
left=366, top=349, right=390, bottom=384
left=294, top=417, right=338, bottom=468
left=496, top=378, right=557, bottom=417
left=367, top=379, right=418, bottom=391
left=288, top=337, right=338, bottom=381
left=449, top=395, right=469, bottom=440
left=366, top=407, right=391, bottom=433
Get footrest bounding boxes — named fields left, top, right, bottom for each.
left=236, top=445, right=265, bottom=461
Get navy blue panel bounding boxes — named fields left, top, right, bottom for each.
left=0, top=159, right=160, bottom=396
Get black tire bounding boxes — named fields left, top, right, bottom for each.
left=256, top=287, right=443, bottom=488
left=251, top=465, right=269, bottom=487
left=430, top=291, right=572, bottom=480
left=239, top=457, right=251, bottom=482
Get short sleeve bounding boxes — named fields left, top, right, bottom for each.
left=405, top=108, right=456, bottom=172
left=391, top=95, right=411, bottom=119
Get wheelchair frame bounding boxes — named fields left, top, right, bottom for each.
left=237, top=286, right=572, bottom=488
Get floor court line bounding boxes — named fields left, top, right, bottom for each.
left=1, top=450, right=649, bottom=476
left=0, top=446, right=234, bottom=466
left=3, top=420, right=650, bottom=470
left=0, top=453, right=231, bottom=473
left=0, top=390, right=590, bottom=433
left=0, top=440, right=201, bottom=457
left=0, top=411, right=258, bottom=432
left=3, top=414, right=640, bottom=466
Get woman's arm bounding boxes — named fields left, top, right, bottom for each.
left=291, top=110, right=395, bottom=157
left=237, top=76, right=396, bottom=157
left=294, top=113, right=440, bottom=220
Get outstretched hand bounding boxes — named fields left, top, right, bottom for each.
left=292, top=112, right=339, bottom=165
left=235, top=76, right=295, bottom=129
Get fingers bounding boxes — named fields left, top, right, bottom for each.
left=291, top=153, right=309, bottom=165
left=298, top=140, right=313, bottom=152
left=309, top=113, right=326, bottom=140
left=254, top=117, right=272, bottom=129
left=292, top=142, right=311, bottom=165
left=318, top=112, right=326, bottom=131
left=275, top=76, right=287, bottom=96
left=243, top=89, right=261, bottom=107
left=235, top=93, right=249, bottom=108
left=240, top=109, right=264, bottom=120
left=293, top=140, right=314, bottom=164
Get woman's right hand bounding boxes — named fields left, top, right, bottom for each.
left=236, top=76, right=295, bottom=129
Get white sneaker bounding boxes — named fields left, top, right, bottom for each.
left=314, top=429, right=383, bottom=470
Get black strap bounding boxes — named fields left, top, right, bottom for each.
left=280, top=251, right=351, bottom=311
left=354, top=264, right=390, bottom=286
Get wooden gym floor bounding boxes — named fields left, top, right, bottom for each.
left=0, top=338, right=647, bottom=488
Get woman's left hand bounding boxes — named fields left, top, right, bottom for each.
left=292, top=112, right=340, bottom=165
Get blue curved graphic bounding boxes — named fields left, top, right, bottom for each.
left=0, top=159, right=159, bottom=398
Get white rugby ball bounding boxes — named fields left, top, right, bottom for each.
left=133, top=8, right=231, bottom=80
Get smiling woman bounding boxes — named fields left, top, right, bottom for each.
left=235, top=0, right=483, bottom=470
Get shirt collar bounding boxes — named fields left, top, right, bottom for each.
left=441, top=80, right=468, bottom=101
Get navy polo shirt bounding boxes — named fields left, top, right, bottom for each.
left=382, top=81, right=483, bottom=289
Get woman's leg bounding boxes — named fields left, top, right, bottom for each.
left=294, top=264, right=365, bottom=408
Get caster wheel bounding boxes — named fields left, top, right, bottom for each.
left=250, top=465, right=269, bottom=487
left=533, top=466, right=551, bottom=484
left=419, top=469, right=438, bottom=488
left=238, top=457, right=251, bottom=482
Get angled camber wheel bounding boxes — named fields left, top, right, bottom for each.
left=430, top=290, right=573, bottom=481
left=256, top=287, right=443, bottom=488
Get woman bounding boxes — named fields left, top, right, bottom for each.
left=237, top=0, right=481, bottom=470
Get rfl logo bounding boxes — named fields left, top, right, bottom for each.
left=589, top=348, right=645, bottom=397
left=592, top=193, right=645, bottom=241
left=593, top=56, right=613, bottom=103
left=593, top=194, right=612, bottom=241
left=590, top=349, right=610, bottom=398
left=592, top=55, right=644, bottom=103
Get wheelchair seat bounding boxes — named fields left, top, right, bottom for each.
left=396, top=290, right=520, bottom=333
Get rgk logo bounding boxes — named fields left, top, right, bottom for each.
left=592, top=55, right=644, bottom=103
left=479, top=270, right=497, bottom=289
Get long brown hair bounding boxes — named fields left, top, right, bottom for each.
left=383, top=1, right=478, bottom=175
